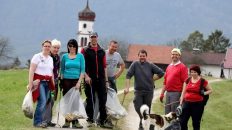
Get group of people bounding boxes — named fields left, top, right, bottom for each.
left=27, top=32, right=125, bottom=129
left=27, top=32, right=212, bottom=130
left=124, top=47, right=212, bottom=130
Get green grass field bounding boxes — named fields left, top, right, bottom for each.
left=0, top=69, right=231, bottom=130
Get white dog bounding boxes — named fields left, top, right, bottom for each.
left=140, top=104, right=178, bottom=130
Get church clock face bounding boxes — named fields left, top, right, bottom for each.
left=83, top=23, right=87, bottom=29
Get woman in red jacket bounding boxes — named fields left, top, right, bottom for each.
left=180, top=65, right=212, bottom=130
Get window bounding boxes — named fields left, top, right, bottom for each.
left=81, top=37, right=84, bottom=47
left=83, top=23, right=87, bottom=29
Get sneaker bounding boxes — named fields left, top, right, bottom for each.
left=62, top=121, right=70, bottom=128
left=34, top=122, right=47, bottom=128
left=100, top=120, right=113, bottom=129
left=47, top=122, right=56, bottom=127
left=72, top=120, right=83, bottom=129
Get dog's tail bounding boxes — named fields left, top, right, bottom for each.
left=140, top=104, right=149, bottom=119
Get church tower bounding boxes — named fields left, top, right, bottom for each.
left=78, top=0, right=95, bottom=49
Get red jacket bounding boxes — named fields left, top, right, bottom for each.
left=32, top=73, right=55, bottom=102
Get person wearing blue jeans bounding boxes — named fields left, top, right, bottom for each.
left=34, top=81, right=50, bottom=126
left=28, top=40, right=55, bottom=128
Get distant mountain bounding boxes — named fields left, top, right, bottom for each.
left=1, top=0, right=232, bottom=65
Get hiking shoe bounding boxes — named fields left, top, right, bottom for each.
left=62, top=121, right=70, bottom=128
left=72, top=120, right=83, bottom=129
left=100, top=120, right=113, bottom=129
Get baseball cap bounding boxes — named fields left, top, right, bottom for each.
left=171, top=48, right=181, bottom=55
left=90, top=32, right=98, bottom=38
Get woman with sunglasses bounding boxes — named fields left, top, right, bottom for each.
left=28, top=40, right=55, bottom=128
left=60, top=39, right=85, bottom=128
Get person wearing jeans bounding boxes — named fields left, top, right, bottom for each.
left=34, top=81, right=50, bottom=126
left=28, top=40, right=55, bottom=128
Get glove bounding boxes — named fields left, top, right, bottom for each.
left=176, top=105, right=182, bottom=117
left=200, top=89, right=205, bottom=96
left=160, top=94, right=164, bottom=103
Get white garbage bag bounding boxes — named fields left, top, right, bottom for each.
left=57, top=87, right=87, bottom=120
left=22, top=90, right=34, bottom=119
left=106, top=87, right=128, bottom=120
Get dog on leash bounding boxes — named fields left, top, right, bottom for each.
left=140, top=104, right=178, bottom=130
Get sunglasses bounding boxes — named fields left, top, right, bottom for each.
left=68, top=45, right=76, bottom=48
left=90, top=36, right=97, bottom=38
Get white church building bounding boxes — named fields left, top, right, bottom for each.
left=77, top=0, right=96, bottom=52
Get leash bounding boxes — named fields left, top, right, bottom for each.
left=163, top=101, right=180, bottom=107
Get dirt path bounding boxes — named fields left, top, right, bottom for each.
left=48, top=78, right=223, bottom=130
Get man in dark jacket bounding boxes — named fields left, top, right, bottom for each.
left=81, top=32, right=113, bottom=129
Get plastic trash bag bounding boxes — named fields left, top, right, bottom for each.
left=22, top=90, right=34, bottom=119
left=57, top=87, right=87, bottom=121
left=106, top=87, right=128, bottom=120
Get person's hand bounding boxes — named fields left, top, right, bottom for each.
left=85, top=75, right=92, bottom=85
left=124, top=87, right=129, bottom=95
left=160, top=93, right=164, bottom=103
left=27, top=84, right=33, bottom=91
left=200, top=89, right=205, bottom=96
left=106, top=81, right=110, bottom=88
left=75, top=82, right=81, bottom=89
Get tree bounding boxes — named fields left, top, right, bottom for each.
left=203, top=30, right=231, bottom=53
left=179, top=31, right=205, bottom=51
left=12, top=57, right=21, bottom=68
left=25, top=59, right=31, bottom=69
left=0, top=36, right=13, bottom=60
left=99, top=37, right=129, bottom=61
left=166, top=38, right=183, bottom=48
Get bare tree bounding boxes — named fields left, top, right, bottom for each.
left=0, top=36, right=13, bottom=60
left=166, top=38, right=183, bottom=48
left=99, top=37, right=129, bottom=61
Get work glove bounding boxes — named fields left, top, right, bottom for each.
left=160, top=93, right=164, bottom=103
left=176, top=105, right=182, bottom=117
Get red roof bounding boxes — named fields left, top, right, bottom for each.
left=126, top=44, right=174, bottom=64
left=224, top=48, right=232, bottom=68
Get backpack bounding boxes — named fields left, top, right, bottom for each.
left=186, top=77, right=209, bottom=106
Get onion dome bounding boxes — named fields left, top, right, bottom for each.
left=78, top=0, right=95, bottom=21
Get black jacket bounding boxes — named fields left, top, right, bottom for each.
left=83, top=43, right=106, bottom=79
